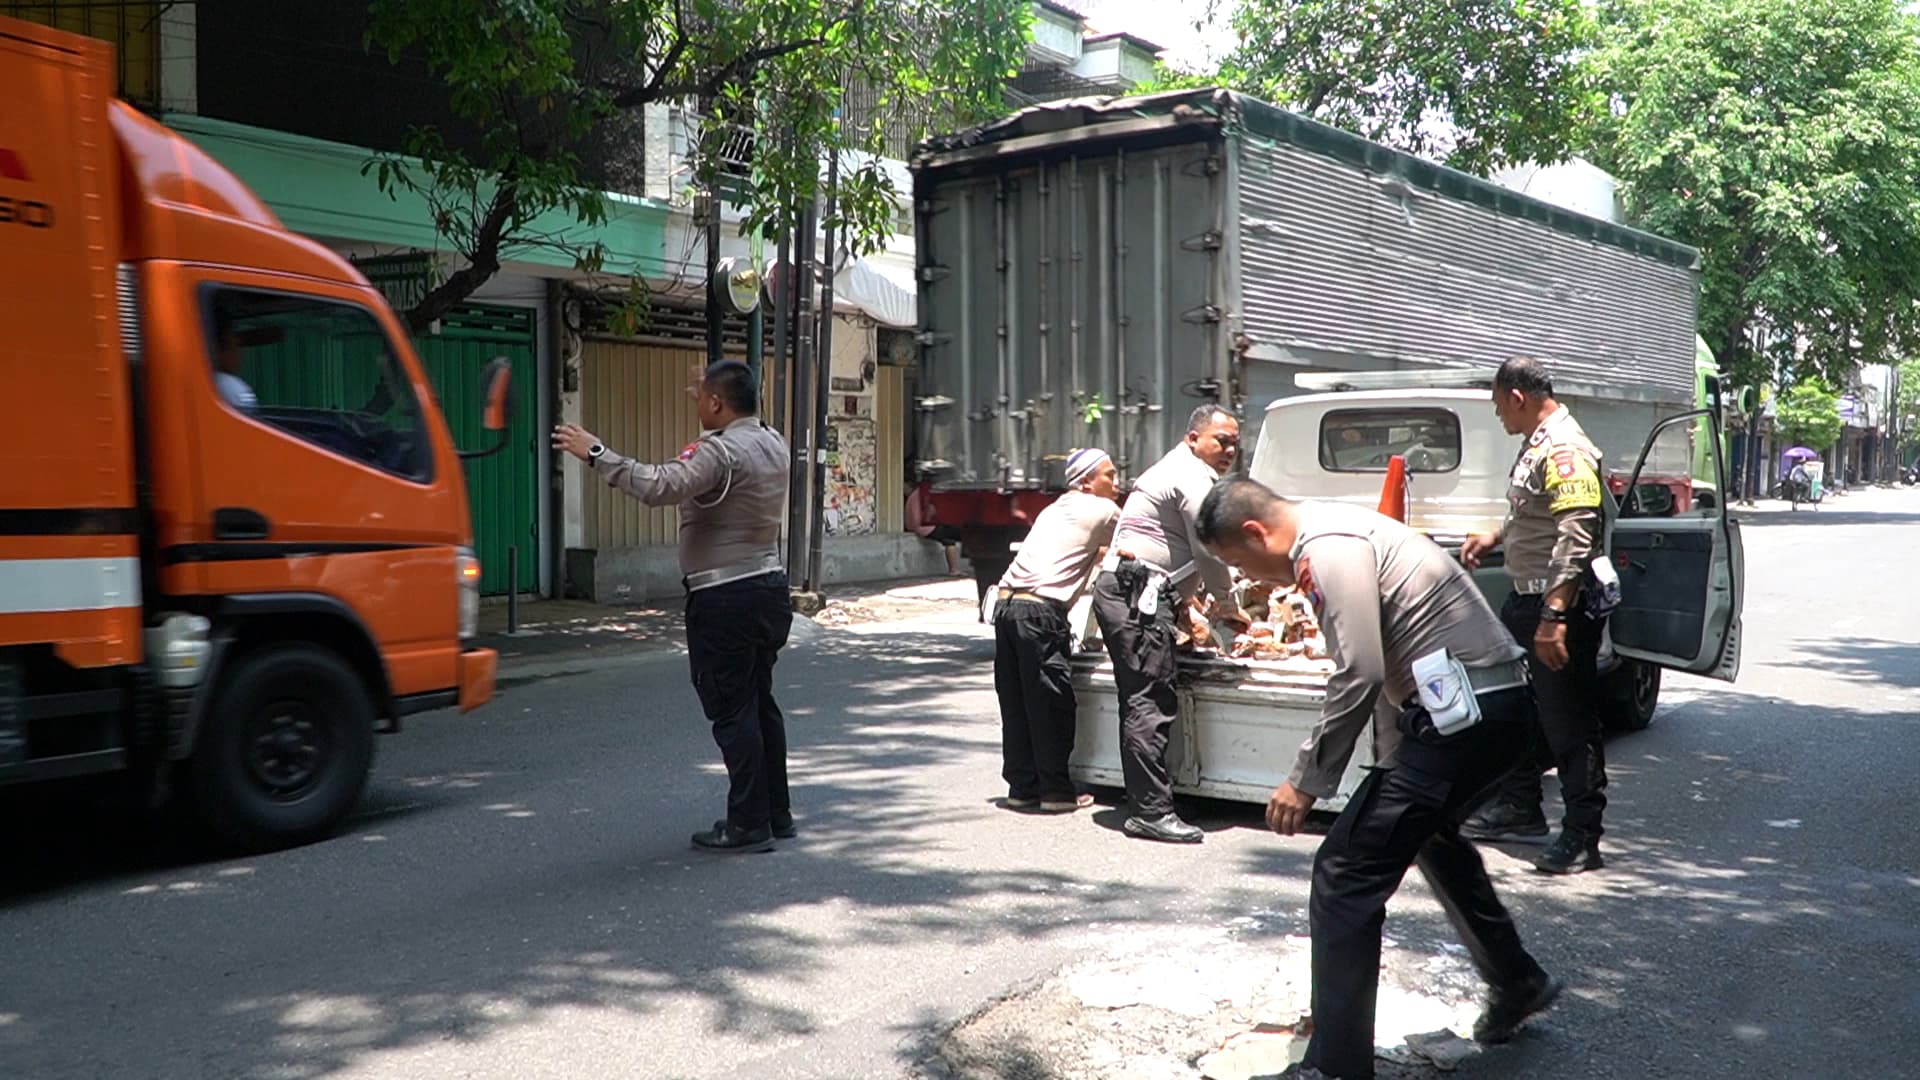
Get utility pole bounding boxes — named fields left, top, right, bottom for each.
left=805, top=146, right=842, bottom=595
left=786, top=192, right=819, bottom=591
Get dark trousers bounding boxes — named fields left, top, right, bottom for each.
left=993, top=598, right=1078, bottom=800
left=685, top=572, right=794, bottom=831
left=1090, top=570, right=1182, bottom=818
left=1486, top=591, right=1608, bottom=840
left=1305, top=689, right=1548, bottom=1080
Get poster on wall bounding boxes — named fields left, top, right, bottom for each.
left=824, top=418, right=878, bottom=535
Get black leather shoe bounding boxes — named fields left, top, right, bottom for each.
left=1123, top=812, right=1204, bottom=844
left=1459, top=799, right=1550, bottom=844
left=691, top=820, right=774, bottom=854
left=1474, top=971, right=1564, bottom=1043
left=1533, top=830, right=1603, bottom=875
left=771, top=813, right=797, bottom=840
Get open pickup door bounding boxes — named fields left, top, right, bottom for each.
left=1609, top=409, right=1743, bottom=681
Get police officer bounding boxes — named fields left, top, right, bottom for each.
left=1092, top=405, right=1248, bottom=843
left=991, top=447, right=1119, bottom=813
left=553, top=360, right=793, bottom=855
left=1196, top=477, right=1562, bottom=1080
left=1459, top=357, right=1612, bottom=875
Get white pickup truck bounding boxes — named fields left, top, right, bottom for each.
left=1067, top=376, right=1745, bottom=810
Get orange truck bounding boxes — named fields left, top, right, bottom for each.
left=1, top=17, right=503, bottom=849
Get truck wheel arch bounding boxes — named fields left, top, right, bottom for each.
left=174, top=593, right=393, bottom=759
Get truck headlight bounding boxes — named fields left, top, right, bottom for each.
left=457, top=548, right=481, bottom=640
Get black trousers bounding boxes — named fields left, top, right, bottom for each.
left=1090, top=569, right=1182, bottom=818
left=1305, top=689, right=1548, bottom=1080
left=1486, top=591, right=1609, bottom=840
left=993, top=598, right=1077, bottom=800
left=685, top=572, right=793, bottom=831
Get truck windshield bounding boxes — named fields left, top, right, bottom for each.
left=203, top=287, right=431, bottom=482
left=1318, top=408, right=1461, bottom=473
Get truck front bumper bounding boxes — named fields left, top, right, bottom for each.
left=458, top=648, right=497, bottom=713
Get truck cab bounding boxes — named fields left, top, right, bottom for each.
left=1, top=16, right=501, bottom=850
left=1250, top=376, right=1745, bottom=727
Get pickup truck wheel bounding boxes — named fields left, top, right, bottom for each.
left=1604, top=659, right=1661, bottom=733
left=188, top=644, right=376, bottom=852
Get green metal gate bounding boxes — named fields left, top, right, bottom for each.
left=418, top=306, right=539, bottom=596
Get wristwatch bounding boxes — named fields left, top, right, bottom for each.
left=1539, top=605, right=1568, bottom=624
left=587, top=443, right=606, bottom=463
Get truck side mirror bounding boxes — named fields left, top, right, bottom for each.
left=482, top=357, right=514, bottom=431
left=459, top=357, right=515, bottom=460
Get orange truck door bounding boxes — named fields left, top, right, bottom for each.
left=145, top=266, right=467, bottom=697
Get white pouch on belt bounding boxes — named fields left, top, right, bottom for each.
left=1411, top=648, right=1483, bottom=736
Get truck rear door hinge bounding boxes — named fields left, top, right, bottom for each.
left=1180, top=303, right=1223, bottom=324
left=915, top=330, right=952, bottom=347
left=916, top=395, right=955, bottom=412
left=1181, top=231, right=1223, bottom=252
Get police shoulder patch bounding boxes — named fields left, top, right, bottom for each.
left=678, top=441, right=701, bottom=462
left=1297, top=556, right=1324, bottom=613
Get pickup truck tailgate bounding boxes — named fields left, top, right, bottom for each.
left=1069, top=651, right=1377, bottom=811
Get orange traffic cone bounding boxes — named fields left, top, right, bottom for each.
left=1377, top=454, right=1409, bottom=522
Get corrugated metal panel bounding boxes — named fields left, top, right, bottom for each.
left=875, top=364, right=906, bottom=533
left=916, top=138, right=1231, bottom=489
left=581, top=340, right=705, bottom=549
left=1235, top=137, right=1698, bottom=403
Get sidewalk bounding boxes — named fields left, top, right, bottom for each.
left=477, top=575, right=981, bottom=685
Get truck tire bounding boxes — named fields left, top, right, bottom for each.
left=1603, top=658, right=1661, bottom=733
left=187, top=644, right=376, bottom=852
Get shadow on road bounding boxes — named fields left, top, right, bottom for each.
left=0, top=627, right=1224, bottom=1080
left=1789, top=636, right=1920, bottom=690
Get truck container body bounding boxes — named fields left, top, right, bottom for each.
left=911, top=89, right=1703, bottom=588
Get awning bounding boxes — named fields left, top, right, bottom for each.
left=832, top=256, right=917, bottom=328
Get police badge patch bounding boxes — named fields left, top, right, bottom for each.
left=678, top=442, right=700, bottom=462
left=1298, top=556, right=1324, bottom=613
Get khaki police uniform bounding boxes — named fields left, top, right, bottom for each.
left=592, top=416, right=795, bottom=833
left=1286, top=502, right=1550, bottom=1080
left=1470, top=405, right=1611, bottom=845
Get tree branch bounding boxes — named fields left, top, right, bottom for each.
left=616, top=36, right=825, bottom=108
left=405, top=180, right=520, bottom=335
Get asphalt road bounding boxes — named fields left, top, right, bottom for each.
left=3, top=488, right=1918, bottom=1079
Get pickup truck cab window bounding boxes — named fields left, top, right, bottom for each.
left=1318, top=408, right=1462, bottom=473
left=201, top=287, right=432, bottom=484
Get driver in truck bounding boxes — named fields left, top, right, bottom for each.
left=1195, top=477, right=1563, bottom=1080
left=1459, top=357, right=1614, bottom=876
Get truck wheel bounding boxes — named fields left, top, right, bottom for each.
left=188, top=644, right=376, bottom=852
left=1604, top=659, right=1661, bottom=733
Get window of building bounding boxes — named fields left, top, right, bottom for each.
left=202, top=287, right=432, bottom=483
left=1318, top=408, right=1462, bottom=473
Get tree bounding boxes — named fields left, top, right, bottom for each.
left=1582, top=0, right=1920, bottom=396
left=1153, top=0, right=1599, bottom=173
left=1775, top=378, right=1843, bottom=452
left=1897, top=358, right=1920, bottom=453
left=364, top=0, right=1031, bottom=334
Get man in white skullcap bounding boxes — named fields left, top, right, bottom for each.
left=991, top=447, right=1120, bottom=812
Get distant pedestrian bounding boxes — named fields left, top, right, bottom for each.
left=1092, top=405, right=1249, bottom=843
left=1198, top=478, right=1562, bottom=1080
left=991, top=448, right=1119, bottom=813
left=905, top=483, right=964, bottom=576
left=554, top=360, right=795, bottom=854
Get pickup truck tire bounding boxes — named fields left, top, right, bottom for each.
left=1603, top=658, right=1661, bottom=733
left=187, top=644, right=376, bottom=852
